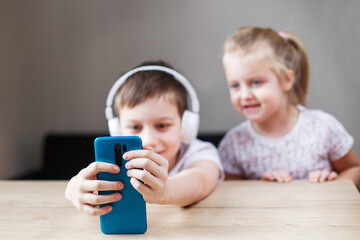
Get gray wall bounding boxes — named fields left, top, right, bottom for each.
left=1, top=0, right=359, bottom=178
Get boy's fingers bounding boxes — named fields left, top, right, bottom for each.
left=81, top=162, right=120, bottom=178
left=80, top=204, right=112, bottom=216
left=80, top=180, right=123, bottom=192
left=127, top=169, right=162, bottom=190
left=123, top=150, right=167, bottom=167
left=125, top=158, right=167, bottom=180
left=79, top=192, right=122, bottom=205
left=130, top=178, right=152, bottom=196
left=143, top=145, right=154, bottom=152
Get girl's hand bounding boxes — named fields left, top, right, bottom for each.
left=123, top=146, right=169, bottom=204
left=308, top=170, right=338, bottom=183
left=65, top=162, right=124, bottom=216
left=261, top=170, right=292, bottom=183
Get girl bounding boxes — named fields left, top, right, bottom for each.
left=219, top=26, right=360, bottom=185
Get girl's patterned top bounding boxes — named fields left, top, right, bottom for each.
left=218, top=106, right=353, bottom=179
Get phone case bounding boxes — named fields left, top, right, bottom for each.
left=94, top=136, right=147, bottom=234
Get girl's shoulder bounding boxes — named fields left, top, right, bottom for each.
left=300, top=105, right=341, bottom=125
left=299, top=106, right=350, bottom=137
left=220, top=121, right=251, bottom=144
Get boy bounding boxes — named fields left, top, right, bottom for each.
left=65, top=61, right=223, bottom=215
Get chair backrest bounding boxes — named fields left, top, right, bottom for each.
left=42, top=132, right=224, bottom=180
left=42, top=133, right=106, bottom=179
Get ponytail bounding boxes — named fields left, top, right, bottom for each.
left=283, top=32, right=309, bottom=106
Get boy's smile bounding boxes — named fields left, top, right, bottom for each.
left=119, top=95, right=182, bottom=172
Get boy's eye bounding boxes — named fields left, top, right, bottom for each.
left=157, top=123, right=170, bottom=130
left=129, top=125, right=142, bottom=131
left=229, top=82, right=240, bottom=89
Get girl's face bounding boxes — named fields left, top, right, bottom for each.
left=223, top=54, right=292, bottom=124
left=119, top=95, right=182, bottom=171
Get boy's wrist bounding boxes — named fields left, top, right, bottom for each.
left=154, top=180, right=170, bottom=205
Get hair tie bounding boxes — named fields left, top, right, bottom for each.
left=278, top=31, right=288, bottom=40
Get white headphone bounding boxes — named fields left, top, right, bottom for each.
left=105, top=65, right=200, bottom=144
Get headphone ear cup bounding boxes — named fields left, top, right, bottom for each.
left=108, top=117, right=122, bottom=136
left=181, top=110, right=199, bottom=144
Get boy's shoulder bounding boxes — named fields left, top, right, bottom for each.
left=179, top=139, right=219, bottom=161
left=186, top=138, right=218, bottom=153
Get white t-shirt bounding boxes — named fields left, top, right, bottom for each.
left=218, top=106, right=354, bottom=180
left=169, top=139, right=224, bottom=181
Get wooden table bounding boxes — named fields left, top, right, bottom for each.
left=0, top=180, right=359, bottom=239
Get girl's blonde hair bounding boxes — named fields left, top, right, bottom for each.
left=223, top=26, right=309, bottom=106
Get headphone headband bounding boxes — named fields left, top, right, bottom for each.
left=105, top=65, right=200, bottom=120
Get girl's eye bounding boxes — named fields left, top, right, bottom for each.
left=251, top=80, right=263, bottom=86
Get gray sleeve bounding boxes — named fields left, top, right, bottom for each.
left=325, top=114, right=354, bottom=161
left=182, top=140, right=225, bottom=181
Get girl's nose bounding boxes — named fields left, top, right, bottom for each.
left=240, top=86, right=253, bottom=100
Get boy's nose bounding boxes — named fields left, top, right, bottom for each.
left=140, top=128, right=159, bottom=148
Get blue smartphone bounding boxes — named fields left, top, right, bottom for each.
left=94, top=136, right=147, bottom=234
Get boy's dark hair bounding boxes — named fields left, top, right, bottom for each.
left=114, top=60, right=188, bottom=117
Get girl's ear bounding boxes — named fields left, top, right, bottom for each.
left=282, top=69, right=295, bottom=92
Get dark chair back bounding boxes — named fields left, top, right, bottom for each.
left=41, top=132, right=224, bottom=180
left=42, top=133, right=107, bottom=179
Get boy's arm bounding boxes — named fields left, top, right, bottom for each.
left=332, top=149, right=360, bottom=186
left=159, top=160, right=220, bottom=206
left=124, top=148, right=220, bottom=206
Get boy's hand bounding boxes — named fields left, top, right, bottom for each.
left=65, top=162, right=124, bottom=216
left=308, top=170, right=338, bottom=183
left=123, top=146, right=169, bottom=204
left=261, top=170, right=292, bottom=183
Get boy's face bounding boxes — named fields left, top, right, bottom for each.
left=119, top=95, right=182, bottom=170
left=223, top=53, right=290, bottom=124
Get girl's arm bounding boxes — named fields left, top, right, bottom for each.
left=332, top=149, right=360, bottom=186
left=159, top=160, right=220, bottom=206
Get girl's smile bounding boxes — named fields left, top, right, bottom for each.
left=223, top=52, right=298, bottom=138
left=242, top=103, right=261, bottom=114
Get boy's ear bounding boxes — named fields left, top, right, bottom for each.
left=282, top=69, right=295, bottom=92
